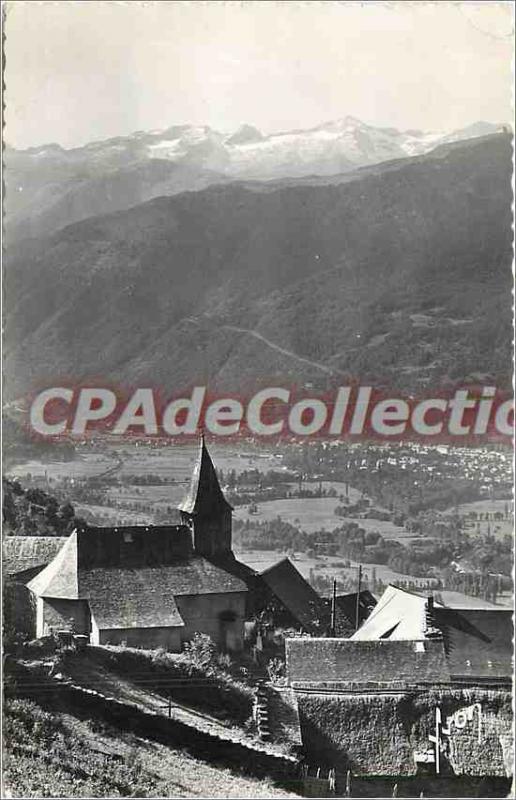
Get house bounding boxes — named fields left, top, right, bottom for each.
left=350, top=584, right=513, bottom=680
left=284, top=584, right=513, bottom=782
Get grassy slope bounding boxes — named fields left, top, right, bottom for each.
left=3, top=698, right=298, bottom=799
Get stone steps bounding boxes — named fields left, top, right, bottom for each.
left=255, top=682, right=271, bottom=741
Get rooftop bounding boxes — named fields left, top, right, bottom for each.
left=350, top=584, right=513, bottom=679
left=3, top=535, right=68, bottom=576
left=178, top=435, right=233, bottom=516
left=29, top=527, right=247, bottom=601
left=259, top=557, right=327, bottom=633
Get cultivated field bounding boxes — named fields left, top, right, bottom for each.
left=7, top=453, right=116, bottom=481
left=235, top=497, right=412, bottom=542
left=7, top=441, right=287, bottom=483
left=235, top=548, right=439, bottom=591
left=8, top=444, right=415, bottom=542
left=442, top=498, right=514, bottom=540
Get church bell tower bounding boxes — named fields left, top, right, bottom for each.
left=178, top=434, right=233, bottom=559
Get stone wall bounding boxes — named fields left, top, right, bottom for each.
left=4, top=581, right=36, bottom=638
left=38, top=597, right=90, bottom=637
left=286, top=637, right=450, bottom=684
left=296, top=687, right=512, bottom=778
left=93, top=622, right=182, bottom=651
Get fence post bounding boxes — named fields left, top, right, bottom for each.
left=345, top=769, right=352, bottom=797
left=392, top=783, right=398, bottom=797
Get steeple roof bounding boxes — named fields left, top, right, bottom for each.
left=178, top=434, right=233, bottom=516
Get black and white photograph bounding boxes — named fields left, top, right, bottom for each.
left=1, top=2, right=514, bottom=797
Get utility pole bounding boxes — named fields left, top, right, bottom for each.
left=330, top=578, right=337, bottom=636
left=355, top=565, right=362, bottom=631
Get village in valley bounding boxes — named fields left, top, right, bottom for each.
left=2, top=4, right=514, bottom=796
left=5, top=433, right=513, bottom=602
left=3, top=433, right=514, bottom=797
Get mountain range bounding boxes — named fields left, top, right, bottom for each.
left=4, top=117, right=504, bottom=241
left=4, top=131, right=513, bottom=403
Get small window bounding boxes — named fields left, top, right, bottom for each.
left=414, top=641, right=425, bottom=653
left=123, top=531, right=133, bottom=543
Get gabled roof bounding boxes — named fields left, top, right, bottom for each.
left=178, top=435, right=233, bottom=515
left=259, top=557, right=326, bottom=633
left=351, top=584, right=428, bottom=640
left=3, top=536, right=68, bottom=577
left=350, top=584, right=513, bottom=679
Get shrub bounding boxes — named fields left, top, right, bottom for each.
left=266, top=657, right=286, bottom=685
left=181, top=633, right=218, bottom=671
left=89, top=645, right=254, bottom=724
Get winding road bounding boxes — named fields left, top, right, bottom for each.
left=184, top=317, right=339, bottom=376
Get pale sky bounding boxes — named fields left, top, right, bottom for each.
left=4, top=1, right=514, bottom=150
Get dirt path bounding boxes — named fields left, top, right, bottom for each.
left=184, top=316, right=339, bottom=376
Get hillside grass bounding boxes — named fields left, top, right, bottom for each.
left=3, top=697, right=298, bottom=798
left=85, top=643, right=255, bottom=724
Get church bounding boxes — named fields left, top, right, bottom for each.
left=28, top=436, right=324, bottom=651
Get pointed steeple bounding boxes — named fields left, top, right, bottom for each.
left=178, top=434, right=233, bottom=559
left=178, top=433, right=233, bottom=516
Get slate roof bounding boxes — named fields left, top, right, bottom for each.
left=84, top=568, right=185, bottom=629
left=335, top=590, right=377, bottom=624
left=210, top=553, right=257, bottom=583
left=178, top=435, right=233, bottom=515
left=259, top=557, right=327, bottom=633
left=350, top=584, right=513, bottom=679
left=287, top=637, right=451, bottom=685
left=3, top=536, right=68, bottom=576
left=28, top=526, right=247, bottom=631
